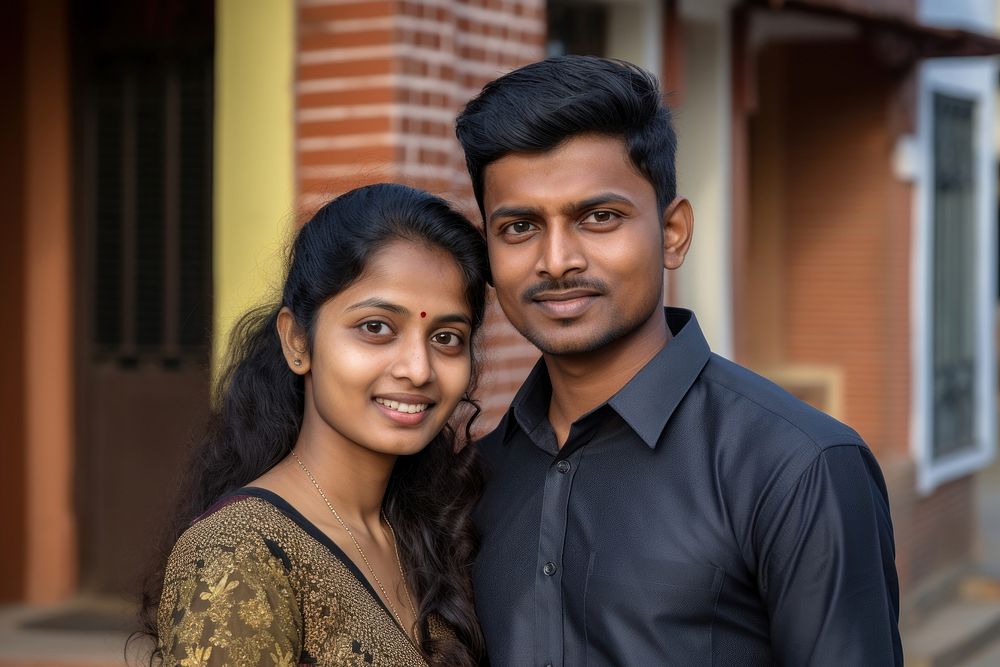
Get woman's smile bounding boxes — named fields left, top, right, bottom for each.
left=296, top=239, right=473, bottom=457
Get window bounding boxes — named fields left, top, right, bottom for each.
left=914, top=59, right=996, bottom=494
left=87, top=54, right=213, bottom=365
left=930, top=92, right=977, bottom=460
left=545, top=0, right=662, bottom=77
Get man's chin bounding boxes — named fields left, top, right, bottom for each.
left=524, top=327, right=627, bottom=357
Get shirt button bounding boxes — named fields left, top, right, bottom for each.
left=556, top=460, right=571, bottom=473
left=543, top=561, right=557, bottom=576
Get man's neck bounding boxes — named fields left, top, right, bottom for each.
left=545, top=310, right=670, bottom=447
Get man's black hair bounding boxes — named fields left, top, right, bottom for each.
left=455, top=55, right=677, bottom=217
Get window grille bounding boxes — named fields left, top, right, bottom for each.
left=931, top=92, right=977, bottom=459
left=87, top=54, right=212, bottom=366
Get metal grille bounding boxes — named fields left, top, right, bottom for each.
left=87, top=54, right=212, bottom=365
left=931, top=92, right=977, bottom=459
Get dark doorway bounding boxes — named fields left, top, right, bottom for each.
left=71, top=0, right=214, bottom=596
left=0, top=0, right=28, bottom=603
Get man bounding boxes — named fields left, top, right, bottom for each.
left=456, top=56, right=902, bottom=666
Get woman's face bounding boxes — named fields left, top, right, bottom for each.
left=299, top=240, right=474, bottom=458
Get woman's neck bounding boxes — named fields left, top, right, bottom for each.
left=285, top=408, right=397, bottom=535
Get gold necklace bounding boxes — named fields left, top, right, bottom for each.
left=292, top=451, right=418, bottom=639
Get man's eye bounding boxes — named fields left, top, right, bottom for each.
left=505, top=221, right=535, bottom=235
left=585, top=210, right=618, bottom=224
left=432, top=332, right=464, bottom=347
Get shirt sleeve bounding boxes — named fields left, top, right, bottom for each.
left=158, top=539, right=302, bottom=667
left=758, top=444, right=902, bottom=666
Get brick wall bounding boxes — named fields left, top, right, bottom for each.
left=886, top=459, right=976, bottom=592
left=779, top=42, right=908, bottom=460
left=749, top=40, right=975, bottom=591
left=295, top=0, right=546, bottom=430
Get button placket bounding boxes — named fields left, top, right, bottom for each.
left=532, top=449, right=584, bottom=667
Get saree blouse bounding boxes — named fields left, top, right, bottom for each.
left=157, top=488, right=448, bottom=666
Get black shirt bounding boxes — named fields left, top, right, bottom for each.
left=474, top=308, right=902, bottom=666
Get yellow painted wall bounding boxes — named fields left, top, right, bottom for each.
left=214, top=0, right=295, bottom=372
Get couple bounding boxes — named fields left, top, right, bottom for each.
left=145, top=57, right=903, bottom=666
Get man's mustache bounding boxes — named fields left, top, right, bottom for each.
left=522, top=278, right=609, bottom=303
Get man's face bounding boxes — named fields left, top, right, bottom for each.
left=482, top=134, right=668, bottom=356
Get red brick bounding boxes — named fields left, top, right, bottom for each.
left=299, top=29, right=393, bottom=51
left=299, top=145, right=395, bottom=166
left=298, top=58, right=394, bottom=80
left=298, top=87, right=395, bottom=108
left=300, top=1, right=394, bottom=22
left=298, top=116, right=392, bottom=138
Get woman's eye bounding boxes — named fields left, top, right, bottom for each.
left=432, top=332, right=464, bottom=348
left=361, top=321, right=391, bottom=335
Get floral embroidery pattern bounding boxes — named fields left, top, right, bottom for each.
left=157, top=495, right=451, bottom=666
left=180, top=646, right=212, bottom=667
left=270, top=643, right=295, bottom=666
left=199, top=572, right=239, bottom=602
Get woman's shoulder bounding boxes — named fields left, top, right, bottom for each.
left=174, top=492, right=279, bottom=546
left=163, top=491, right=298, bottom=581
left=157, top=493, right=306, bottom=664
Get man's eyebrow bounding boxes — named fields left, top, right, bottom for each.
left=346, top=298, right=408, bottom=315
left=563, top=193, right=635, bottom=214
left=488, top=193, right=636, bottom=225
left=488, top=205, right=542, bottom=225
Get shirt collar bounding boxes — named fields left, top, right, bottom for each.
left=502, top=307, right=712, bottom=448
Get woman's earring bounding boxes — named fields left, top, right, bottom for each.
left=293, top=358, right=302, bottom=367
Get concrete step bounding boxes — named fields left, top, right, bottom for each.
left=905, top=577, right=1000, bottom=667
left=0, top=600, right=140, bottom=667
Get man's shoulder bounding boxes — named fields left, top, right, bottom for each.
left=698, top=353, right=865, bottom=452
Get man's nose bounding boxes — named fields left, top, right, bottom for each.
left=538, top=225, right=587, bottom=279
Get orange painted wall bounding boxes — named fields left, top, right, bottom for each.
left=23, top=0, right=76, bottom=602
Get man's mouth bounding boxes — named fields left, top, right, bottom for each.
left=531, top=289, right=602, bottom=302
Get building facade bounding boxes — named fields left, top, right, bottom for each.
left=2, top=0, right=998, bottom=643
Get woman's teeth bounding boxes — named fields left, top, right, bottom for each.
left=375, top=398, right=429, bottom=414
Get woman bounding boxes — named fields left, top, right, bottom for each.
left=139, top=183, right=488, bottom=666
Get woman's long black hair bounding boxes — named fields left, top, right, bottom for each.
left=137, top=183, right=489, bottom=665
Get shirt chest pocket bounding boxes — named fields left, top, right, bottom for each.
left=584, top=551, right=724, bottom=667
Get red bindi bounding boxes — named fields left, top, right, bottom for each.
left=420, top=311, right=427, bottom=318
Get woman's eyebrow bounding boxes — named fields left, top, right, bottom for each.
left=434, top=312, right=473, bottom=327
left=347, top=298, right=472, bottom=326
left=346, top=297, right=407, bottom=314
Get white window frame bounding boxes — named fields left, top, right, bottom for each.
left=912, top=57, right=997, bottom=494
left=546, top=0, right=664, bottom=76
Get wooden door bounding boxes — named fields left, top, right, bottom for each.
left=72, top=0, right=214, bottom=596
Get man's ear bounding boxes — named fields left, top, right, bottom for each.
left=277, top=306, right=310, bottom=375
left=661, top=197, right=694, bottom=270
